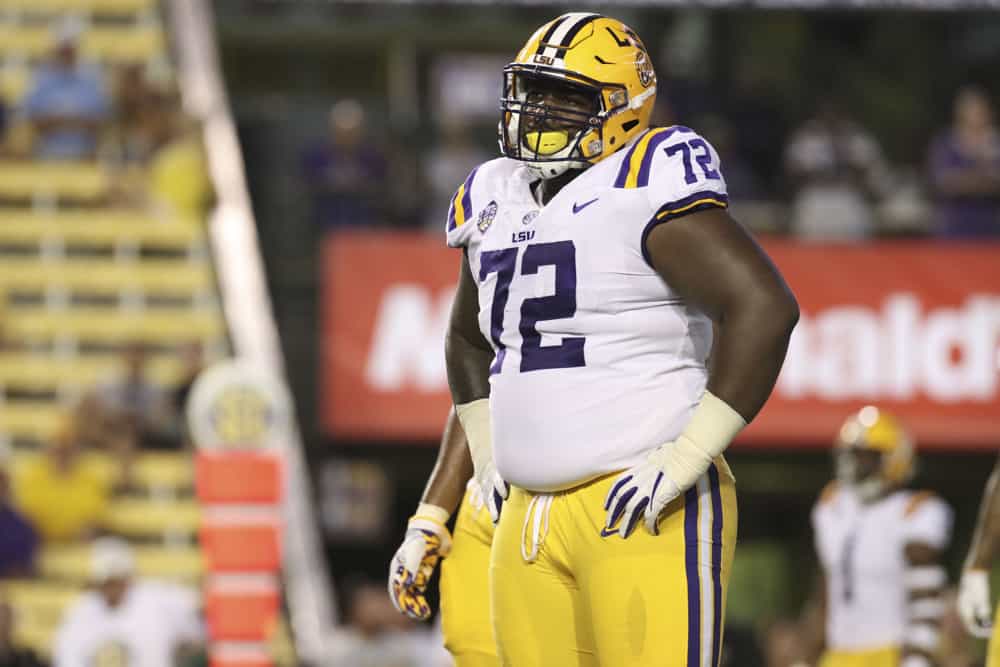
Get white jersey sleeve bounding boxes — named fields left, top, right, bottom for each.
left=446, top=159, right=510, bottom=250
left=901, top=492, right=952, bottom=550
left=615, top=126, right=729, bottom=265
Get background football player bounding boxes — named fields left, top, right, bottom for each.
left=445, top=12, right=798, bottom=666
left=811, top=407, right=952, bottom=667
left=387, top=410, right=498, bottom=666
left=957, top=456, right=1000, bottom=666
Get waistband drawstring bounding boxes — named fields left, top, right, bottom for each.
left=520, top=493, right=553, bottom=563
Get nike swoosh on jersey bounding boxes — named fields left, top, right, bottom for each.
left=572, top=197, right=599, bottom=214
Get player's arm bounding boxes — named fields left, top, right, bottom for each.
left=388, top=410, right=472, bottom=620
left=901, top=542, right=948, bottom=667
left=445, top=250, right=508, bottom=523
left=645, top=206, right=798, bottom=421
left=605, top=205, right=798, bottom=537
left=959, top=456, right=1000, bottom=637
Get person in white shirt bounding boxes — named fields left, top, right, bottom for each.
left=53, top=537, right=204, bottom=667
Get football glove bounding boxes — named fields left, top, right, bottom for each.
left=388, top=504, right=451, bottom=620
left=958, top=569, right=994, bottom=638
left=604, top=391, right=745, bottom=539
left=456, top=399, right=509, bottom=524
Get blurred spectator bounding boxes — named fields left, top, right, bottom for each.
left=13, top=421, right=110, bottom=542
left=422, top=118, right=490, bottom=230
left=301, top=99, right=388, bottom=229
left=165, top=341, right=206, bottom=448
left=23, top=18, right=110, bottom=161
left=113, top=63, right=162, bottom=164
left=53, top=537, right=204, bottom=667
left=0, top=466, right=37, bottom=578
left=784, top=100, right=890, bottom=240
left=0, top=600, right=44, bottom=667
left=928, top=86, right=1000, bottom=239
left=144, top=99, right=212, bottom=220
left=92, top=341, right=174, bottom=450
left=329, top=579, right=450, bottom=667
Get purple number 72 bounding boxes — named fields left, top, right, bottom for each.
left=664, top=138, right=721, bottom=185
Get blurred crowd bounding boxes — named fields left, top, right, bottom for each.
left=303, top=84, right=1000, bottom=241
left=0, top=340, right=207, bottom=667
left=0, top=16, right=211, bottom=220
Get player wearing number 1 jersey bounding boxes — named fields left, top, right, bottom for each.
left=445, top=13, right=798, bottom=666
left=812, top=408, right=952, bottom=667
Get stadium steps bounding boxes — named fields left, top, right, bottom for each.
left=0, top=24, right=164, bottom=63
left=4, top=309, right=225, bottom=344
left=39, top=543, right=203, bottom=584
left=0, top=162, right=108, bottom=203
left=0, top=355, right=183, bottom=391
left=106, top=498, right=201, bottom=539
left=1, top=0, right=156, bottom=16
left=0, top=258, right=215, bottom=296
left=0, top=212, right=203, bottom=251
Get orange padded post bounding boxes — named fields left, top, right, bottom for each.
left=196, top=451, right=283, bottom=504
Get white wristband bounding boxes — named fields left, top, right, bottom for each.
left=413, top=503, right=450, bottom=526
left=456, top=399, right=493, bottom=472
left=682, top=391, right=747, bottom=459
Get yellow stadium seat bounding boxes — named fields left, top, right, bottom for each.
left=0, top=403, right=63, bottom=441
left=133, top=453, right=194, bottom=491
left=0, top=68, right=30, bottom=105
left=106, top=498, right=200, bottom=538
left=5, top=0, right=156, bottom=14
left=0, top=354, right=184, bottom=390
left=1, top=580, right=81, bottom=648
left=0, top=27, right=50, bottom=59
left=0, top=25, right=164, bottom=62
left=0, top=162, right=108, bottom=202
left=83, top=26, right=166, bottom=62
left=5, top=310, right=225, bottom=344
left=0, top=212, right=203, bottom=248
left=40, top=544, right=203, bottom=583
left=0, top=259, right=214, bottom=294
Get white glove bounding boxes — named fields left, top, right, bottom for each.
left=604, top=392, right=745, bottom=539
left=958, top=569, right=994, bottom=638
left=388, top=504, right=451, bottom=620
left=456, top=400, right=509, bottom=524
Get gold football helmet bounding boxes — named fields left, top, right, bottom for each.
left=834, top=406, right=915, bottom=502
left=500, top=13, right=657, bottom=179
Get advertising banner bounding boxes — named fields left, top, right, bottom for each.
left=322, top=232, right=1000, bottom=449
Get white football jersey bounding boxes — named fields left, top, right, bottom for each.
left=446, top=126, right=729, bottom=491
left=812, top=484, right=952, bottom=651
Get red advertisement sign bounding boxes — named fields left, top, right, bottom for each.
left=322, top=232, right=1000, bottom=449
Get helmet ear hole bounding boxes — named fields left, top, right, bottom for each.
left=621, top=119, right=639, bottom=133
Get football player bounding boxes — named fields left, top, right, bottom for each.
left=811, top=407, right=952, bottom=667
left=957, top=457, right=1000, bottom=665
left=388, top=410, right=498, bottom=666
left=445, top=13, right=798, bottom=666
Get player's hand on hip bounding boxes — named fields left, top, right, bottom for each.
left=603, top=435, right=711, bottom=538
left=958, top=569, right=994, bottom=638
left=475, top=458, right=509, bottom=524
left=388, top=510, right=452, bottom=620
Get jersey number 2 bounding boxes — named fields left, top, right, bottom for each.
left=479, top=240, right=585, bottom=374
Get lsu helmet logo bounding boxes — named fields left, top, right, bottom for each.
left=636, top=52, right=654, bottom=88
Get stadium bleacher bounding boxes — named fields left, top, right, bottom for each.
left=0, top=0, right=260, bottom=661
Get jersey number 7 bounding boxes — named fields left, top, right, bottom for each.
left=479, top=240, right=586, bottom=374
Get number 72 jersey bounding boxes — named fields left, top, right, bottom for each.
left=446, top=126, right=730, bottom=493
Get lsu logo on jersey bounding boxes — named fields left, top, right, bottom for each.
left=477, top=200, right=498, bottom=233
